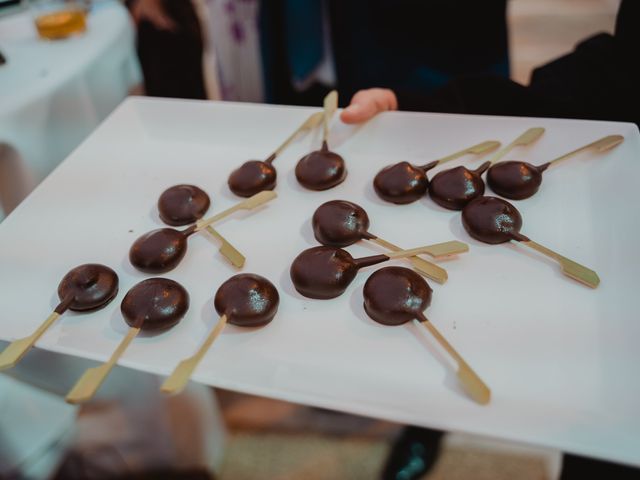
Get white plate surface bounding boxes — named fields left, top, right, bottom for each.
left=1, top=97, right=639, bottom=466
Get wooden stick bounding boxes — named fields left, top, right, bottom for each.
left=161, top=315, right=228, bottom=395
left=416, top=314, right=491, bottom=405
left=520, top=240, right=600, bottom=288
left=369, top=237, right=447, bottom=283
left=433, top=140, right=501, bottom=165
left=322, top=90, right=338, bottom=144
left=488, top=127, right=545, bottom=164
left=267, top=112, right=324, bottom=163
left=384, top=243, right=467, bottom=259
left=0, top=312, right=60, bottom=370
left=547, top=135, right=624, bottom=167
left=65, top=327, right=140, bottom=404
left=195, top=190, right=277, bottom=232
left=205, top=226, right=245, bottom=268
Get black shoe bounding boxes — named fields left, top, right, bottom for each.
left=381, top=426, right=444, bottom=480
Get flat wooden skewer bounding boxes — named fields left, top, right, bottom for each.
left=368, top=238, right=469, bottom=284
left=322, top=90, right=338, bottom=145
left=195, top=190, right=277, bottom=232
left=545, top=134, right=624, bottom=167
left=66, top=327, right=140, bottom=404
left=161, top=315, right=228, bottom=395
left=265, top=112, right=325, bottom=164
left=519, top=239, right=600, bottom=288
left=431, top=140, right=501, bottom=166
left=416, top=314, right=491, bottom=405
left=384, top=245, right=464, bottom=259
left=0, top=311, right=61, bottom=370
left=205, top=226, right=245, bottom=268
left=488, top=127, right=545, bottom=164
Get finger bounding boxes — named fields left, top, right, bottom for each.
left=340, top=89, right=397, bottom=124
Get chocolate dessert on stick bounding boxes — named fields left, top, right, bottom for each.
left=487, top=135, right=624, bottom=200
left=363, top=266, right=490, bottom=405
left=428, top=128, right=545, bottom=210
left=158, top=184, right=245, bottom=268
left=161, top=274, right=279, bottom=395
left=290, top=245, right=458, bottom=299
left=373, top=140, right=500, bottom=204
left=295, top=91, right=347, bottom=190
left=0, top=264, right=119, bottom=370
left=130, top=191, right=276, bottom=273
left=312, top=200, right=468, bottom=283
left=65, top=278, right=189, bottom=404
left=462, top=196, right=600, bottom=288
left=228, top=112, right=324, bottom=197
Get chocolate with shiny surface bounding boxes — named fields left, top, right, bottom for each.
left=129, top=226, right=196, bottom=273
left=56, top=264, right=119, bottom=313
left=228, top=160, right=277, bottom=198
left=461, top=196, right=528, bottom=244
left=290, top=246, right=388, bottom=299
left=373, top=161, right=438, bottom=204
left=121, top=278, right=189, bottom=332
left=214, top=273, right=280, bottom=327
left=295, top=141, right=346, bottom=191
left=312, top=200, right=373, bottom=247
left=429, top=161, right=490, bottom=210
left=363, top=266, right=432, bottom=326
left=487, top=161, right=549, bottom=200
left=158, top=185, right=210, bottom=226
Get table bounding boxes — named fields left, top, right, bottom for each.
left=1, top=97, right=639, bottom=468
left=0, top=0, right=141, bottom=220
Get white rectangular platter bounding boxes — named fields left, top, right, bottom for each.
left=1, top=97, right=639, bottom=466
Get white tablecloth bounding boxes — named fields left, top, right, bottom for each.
left=0, top=0, right=141, bottom=220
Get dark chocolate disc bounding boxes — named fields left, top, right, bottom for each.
left=312, top=200, right=370, bottom=247
left=57, top=264, right=119, bottom=313
left=373, top=162, right=430, bottom=204
left=158, top=185, right=210, bottom=226
left=129, top=227, right=192, bottom=273
left=214, top=273, right=279, bottom=327
left=228, top=160, right=277, bottom=198
left=121, top=278, right=189, bottom=332
left=429, top=162, right=490, bottom=210
left=295, top=142, right=346, bottom=191
left=487, top=161, right=548, bottom=200
left=290, top=246, right=387, bottom=299
left=363, top=266, right=432, bottom=326
left=461, top=196, right=525, bottom=244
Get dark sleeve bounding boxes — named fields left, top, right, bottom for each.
left=396, top=0, right=639, bottom=126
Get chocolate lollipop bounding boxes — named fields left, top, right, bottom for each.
left=158, top=185, right=246, bottom=268
left=130, top=190, right=276, bottom=273
left=0, top=264, right=119, bottom=370
left=373, top=141, right=500, bottom=204
left=429, top=128, right=545, bottom=210
left=363, top=267, right=490, bottom=404
left=487, top=135, right=624, bottom=200
left=290, top=245, right=447, bottom=299
left=228, top=112, right=323, bottom=197
left=295, top=91, right=347, bottom=190
left=161, top=274, right=279, bottom=394
left=158, top=185, right=210, bottom=226
left=312, top=200, right=469, bottom=283
left=462, top=196, right=599, bottom=288
left=65, top=278, right=189, bottom=404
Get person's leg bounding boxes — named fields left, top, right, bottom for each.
left=560, top=454, right=640, bottom=480
left=135, top=1, right=207, bottom=100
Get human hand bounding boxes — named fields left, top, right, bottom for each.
left=340, top=88, right=398, bottom=124
left=130, top=0, right=177, bottom=31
